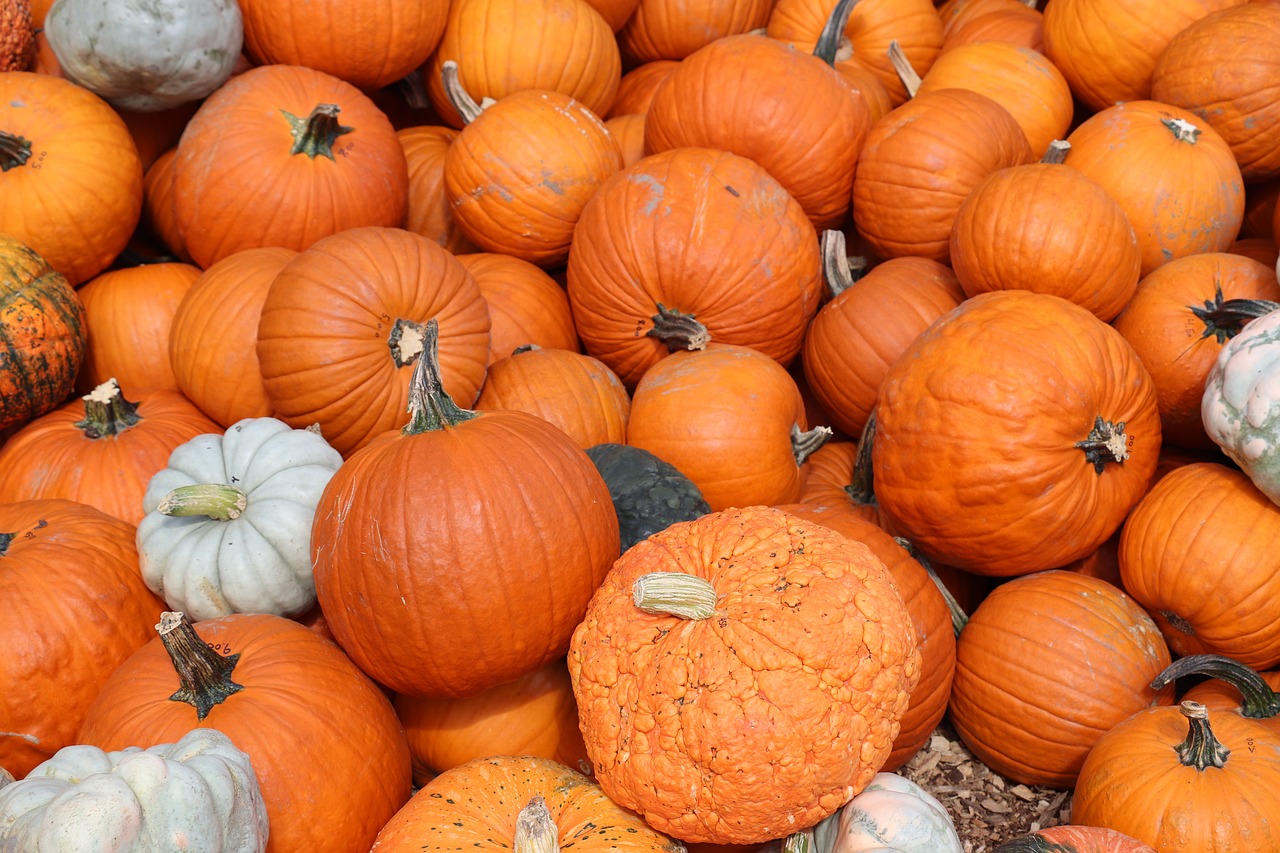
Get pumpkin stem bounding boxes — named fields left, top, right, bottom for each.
left=157, top=611, right=246, bottom=721
left=648, top=303, right=710, bottom=352
left=403, top=318, right=479, bottom=435
left=898, top=538, right=970, bottom=636
left=1175, top=700, right=1229, bottom=770
left=1074, top=416, right=1130, bottom=475
left=514, top=796, right=560, bottom=853
left=845, top=409, right=878, bottom=507
left=157, top=484, right=250, bottom=522
left=780, top=827, right=816, bottom=853
left=633, top=572, right=718, bottom=620
left=791, top=423, right=834, bottom=466
left=282, top=104, right=353, bottom=160
left=512, top=344, right=541, bottom=356
left=1040, top=139, right=1070, bottom=164
left=886, top=40, right=921, bottom=98
left=1188, top=288, right=1280, bottom=345
left=74, top=378, right=142, bottom=438
left=1151, top=654, right=1280, bottom=721
left=388, top=317, right=428, bottom=367
left=0, top=532, right=13, bottom=557
left=812, top=0, right=859, bottom=66
left=440, top=60, right=495, bottom=125
left=820, top=229, right=867, bottom=298
left=1162, top=117, right=1201, bottom=144
left=393, top=68, right=431, bottom=111
left=0, top=130, right=33, bottom=172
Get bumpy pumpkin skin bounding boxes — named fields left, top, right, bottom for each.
left=569, top=506, right=921, bottom=845
left=996, top=826, right=1157, bottom=853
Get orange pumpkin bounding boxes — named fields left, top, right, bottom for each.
left=607, top=59, right=680, bottom=117
left=456, top=252, right=580, bottom=361
left=943, top=2, right=1044, bottom=52
left=618, top=0, right=772, bottom=66
left=0, top=499, right=166, bottom=778
left=604, top=113, right=647, bottom=168
left=0, top=71, right=143, bottom=286
left=996, top=827, right=1157, bottom=853
left=141, top=148, right=189, bottom=262
left=398, top=125, right=477, bottom=254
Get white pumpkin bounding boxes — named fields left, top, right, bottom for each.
left=1202, top=305, right=1280, bottom=507
left=137, top=417, right=343, bottom=620
left=44, top=0, right=243, bottom=112
left=0, top=728, right=268, bottom=851
left=825, top=773, right=962, bottom=853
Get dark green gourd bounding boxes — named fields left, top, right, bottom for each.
left=584, top=443, right=711, bottom=553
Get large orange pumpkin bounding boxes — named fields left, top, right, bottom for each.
left=618, top=0, right=772, bottom=66
left=456, top=252, right=580, bottom=361
left=872, top=291, right=1162, bottom=576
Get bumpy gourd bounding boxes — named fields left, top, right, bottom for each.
left=137, top=417, right=343, bottom=620
left=0, top=727, right=268, bottom=850
left=584, top=443, right=710, bottom=552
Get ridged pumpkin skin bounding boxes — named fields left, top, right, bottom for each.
left=77, top=613, right=412, bottom=853
left=1063, top=100, right=1245, bottom=277
left=1119, top=463, right=1280, bottom=671
left=457, top=252, right=580, bottom=361
left=569, top=506, right=921, bottom=845
left=948, top=571, right=1174, bottom=789
left=0, top=500, right=165, bottom=779
left=609, top=60, right=679, bottom=117
left=141, top=148, right=188, bottom=261
left=0, top=234, right=85, bottom=432
left=172, top=64, right=410, bottom=269
left=398, top=125, right=475, bottom=254
left=567, top=147, right=822, bottom=388
left=618, top=0, right=772, bottom=66
left=872, top=291, right=1162, bottom=576
left=371, top=755, right=680, bottom=853
left=0, top=72, right=143, bottom=286
left=643, top=34, right=872, bottom=230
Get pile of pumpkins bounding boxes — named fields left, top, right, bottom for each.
left=3, top=0, right=1280, bottom=850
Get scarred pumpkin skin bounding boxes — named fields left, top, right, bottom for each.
left=569, top=505, right=921, bottom=845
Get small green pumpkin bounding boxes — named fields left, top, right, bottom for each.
left=584, top=442, right=710, bottom=552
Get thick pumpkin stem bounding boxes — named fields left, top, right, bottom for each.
left=0, top=130, right=32, bottom=172
left=1151, top=654, right=1280, bottom=720
left=820, top=230, right=867, bottom=298
left=74, top=378, right=141, bottom=438
left=1175, top=700, right=1229, bottom=770
left=1162, top=117, right=1201, bottom=144
left=1041, top=140, right=1070, bottom=164
left=791, top=423, right=833, bottom=466
left=157, top=611, right=246, bottom=721
left=389, top=317, right=428, bottom=367
left=1189, top=288, right=1280, bottom=345
left=846, top=410, right=878, bottom=507
left=514, top=797, right=560, bottom=853
left=158, top=484, right=249, bottom=522
left=282, top=104, right=353, bottom=161
left=1074, top=416, right=1129, bottom=475
left=780, top=827, right=816, bottom=853
left=886, top=40, right=921, bottom=98
left=440, top=60, right=494, bottom=125
left=633, top=573, right=718, bottom=620
left=648, top=304, right=710, bottom=352
left=897, top=538, right=969, bottom=636
left=403, top=318, right=479, bottom=435
left=813, top=0, right=859, bottom=66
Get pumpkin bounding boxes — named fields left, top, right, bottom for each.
left=851, top=87, right=1034, bottom=263
left=618, top=0, right=772, bottom=66
left=394, top=659, right=592, bottom=786
left=1114, top=254, right=1280, bottom=449
left=44, top=0, right=243, bottom=111
left=456, top=252, right=580, bottom=361
left=605, top=113, right=647, bottom=168
left=0, top=71, right=143, bottom=286
left=311, top=320, right=620, bottom=698
left=0, top=379, right=221, bottom=525
left=943, top=2, right=1044, bottom=52
left=995, top=827, right=1157, bottom=853
left=949, top=142, right=1142, bottom=322
left=626, top=343, right=831, bottom=511
left=1072, top=701, right=1280, bottom=852
left=1153, top=654, right=1280, bottom=735
left=642, top=20, right=872, bottom=231
left=948, top=570, right=1175, bottom=788
left=171, top=64, right=410, bottom=269
left=584, top=442, right=711, bottom=553
left=582, top=0, right=641, bottom=31
left=398, top=125, right=476, bottom=254
left=237, top=0, right=447, bottom=90
left=566, top=146, right=823, bottom=388
left=75, top=261, right=201, bottom=395
left=136, top=417, right=344, bottom=621
left=1202, top=304, right=1280, bottom=504
left=0, top=234, right=86, bottom=433
left=607, top=60, right=680, bottom=117
left=141, top=148, right=189, bottom=262
left=78, top=612, right=412, bottom=853
left=569, top=505, right=921, bottom=845
left=872, top=291, right=1162, bottom=576
left=255, top=225, right=490, bottom=458
left=1119, top=462, right=1280, bottom=670
left=0, top=499, right=166, bottom=779
left=476, top=346, right=630, bottom=449
left=371, top=755, right=679, bottom=853
left=170, top=247, right=298, bottom=427
left=0, top=0, right=35, bottom=71
left=0, top=727, right=268, bottom=850
left=1063, top=100, right=1245, bottom=277
left=813, top=772, right=962, bottom=853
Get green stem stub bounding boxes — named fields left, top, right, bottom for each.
left=0, top=131, right=33, bottom=172
left=283, top=103, right=353, bottom=160
left=403, top=318, right=479, bottom=435
left=158, top=484, right=249, bottom=521
left=157, top=611, right=245, bottom=721
left=514, top=796, right=561, bottom=853
left=0, top=532, right=13, bottom=557
left=1189, top=288, right=1280, bottom=344
left=75, top=379, right=142, bottom=438
left=1075, top=416, right=1129, bottom=475
left=633, top=573, right=718, bottom=620
left=1175, top=700, right=1229, bottom=770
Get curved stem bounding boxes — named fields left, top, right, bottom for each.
left=813, top=0, right=858, bottom=66
left=1151, top=654, right=1280, bottom=720
left=821, top=230, right=866, bottom=298
left=282, top=104, right=353, bottom=160
left=158, top=484, right=249, bottom=522
left=403, top=318, right=479, bottom=435
left=157, top=611, right=245, bottom=721
left=898, top=539, right=969, bottom=636
left=647, top=303, right=710, bottom=352
left=1189, top=288, right=1280, bottom=344
left=440, top=60, right=486, bottom=124
left=1040, top=140, right=1069, bottom=164
left=792, top=424, right=833, bottom=466
left=886, top=40, right=921, bottom=98
left=514, top=797, right=560, bottom=853
left=75, top=379, right=141, bottom=438
left=0, top=131, right=33, bottom=172
left=845, top=409, right=877, bottom=507
left=1175, top=700, right=1229, bottom=770
left=632, top=573, right=718, bottom=620
left=1074, top=416, right=1130, bottom=475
